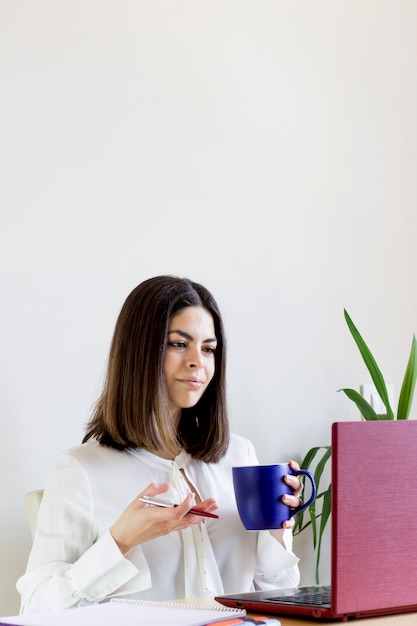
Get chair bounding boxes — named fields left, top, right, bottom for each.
left=25, top=489, right=44, bottom=538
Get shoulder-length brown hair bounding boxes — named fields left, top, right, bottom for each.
left=83, top=276, right=229, bottom=462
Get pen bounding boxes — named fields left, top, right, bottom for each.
left=138, top=495, right=220, bottom=519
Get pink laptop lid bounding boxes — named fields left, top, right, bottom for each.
left=332, top=420, right=417, bottom=616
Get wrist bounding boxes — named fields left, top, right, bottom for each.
left=110, top=526, right=132, bottom=556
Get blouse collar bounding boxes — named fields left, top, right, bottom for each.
left=127, top=447, right=193, bottom=471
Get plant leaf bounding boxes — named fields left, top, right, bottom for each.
left=309, top=498, right=318, bottom=549
left=397, top=335, right=417, bottom=420
left=339, top=388, right=386, bottom=420
left=344, top=309, right=394, bottom=419
left=312, top=446, right=331, bottom=488
left=299, top=446, right=323, bottom=470
left=293, top=447, right=322, bottom=533
left=293, top=446, right=332, bottom=584
left=293, top=518, right=313, bottom=535
left=315, top=484, right=332, bottom=585
left=293, top=445, right=332, bottom=584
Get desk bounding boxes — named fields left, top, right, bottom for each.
left=254, top=613, right=417, bottom=625
left=200, top=599, right=417, bottom=625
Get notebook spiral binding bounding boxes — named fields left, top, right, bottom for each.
left=110, top=597, right=242, bottom=612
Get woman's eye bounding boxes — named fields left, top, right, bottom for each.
left=169, top=341, right=186, bottom=349
left=203, top=346, right=216, bottom=355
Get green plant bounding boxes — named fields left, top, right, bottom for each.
left=340, top=309, right=417, bottom=421
left=295, top=309, right=417, bottom=583
left=293, top=445, right=332, bottom=585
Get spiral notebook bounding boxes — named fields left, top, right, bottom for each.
left=0, top=597, right=246, bottom=626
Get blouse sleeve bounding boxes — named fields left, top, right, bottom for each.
left=17, top=453, right=151, bottom=613
left=254, top=529, right=300, bottom=590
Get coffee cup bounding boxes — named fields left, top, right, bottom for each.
left=232, top=463, right=317, bottom=530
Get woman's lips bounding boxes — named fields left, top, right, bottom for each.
left=178, top=378, right=204, bottom=389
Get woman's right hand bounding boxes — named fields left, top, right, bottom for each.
left=110, top=482, right=218, bottom=555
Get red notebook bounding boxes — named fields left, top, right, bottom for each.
left=216, top=420, right=417, bottom=620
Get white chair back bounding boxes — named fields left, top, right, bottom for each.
left=24, top=489, right=44, bottom=538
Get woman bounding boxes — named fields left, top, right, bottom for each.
left=17, top=276, right=302, bottom=613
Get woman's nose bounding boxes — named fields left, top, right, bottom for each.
left=187, top=350, right=203, bottom=368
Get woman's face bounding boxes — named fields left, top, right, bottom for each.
left=164, top=306, right=217, bottom=420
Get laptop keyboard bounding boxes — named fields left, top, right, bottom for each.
left=268, top=586, right=331, bottom=607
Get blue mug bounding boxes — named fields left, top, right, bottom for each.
left=232, top=463, right=317, bottom=530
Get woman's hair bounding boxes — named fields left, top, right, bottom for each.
left=83, top=275, right=229, bottom=462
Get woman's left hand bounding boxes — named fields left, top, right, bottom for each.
left=282, top=459, right=304, bottom=530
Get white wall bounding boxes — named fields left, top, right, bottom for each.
left=1, top=0, right=417, bottom=615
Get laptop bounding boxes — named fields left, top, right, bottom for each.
left=216, top=420, right=417, bottom=620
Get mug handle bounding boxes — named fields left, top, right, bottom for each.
left=288, top=469, right=317, bottom=518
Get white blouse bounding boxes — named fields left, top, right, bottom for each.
left=17, top=434, right=299, bottom=613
